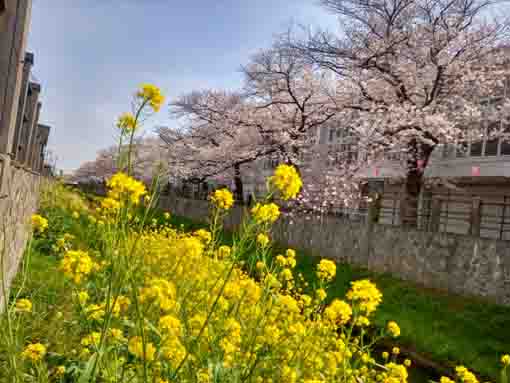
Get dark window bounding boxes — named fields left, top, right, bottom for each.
left=329, top=128, right=335, bottom=142
left=485, top=139, right=498, bottom=156
left=501, top=124, right=510, bottom=155
left=456, top=142, right=469, bottom=158
left=470, top=141, right=483, bottom=156
left=486, top=121, right=501, bottom=156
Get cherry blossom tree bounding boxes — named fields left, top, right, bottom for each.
left=158, top=90, right=279, bottom=201
left=73, top=136, right=168, bottom=187
left=160, top=46, right=342, bottom=204
left=285, top=0, right=510, bottom=225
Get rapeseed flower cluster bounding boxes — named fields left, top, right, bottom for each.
left=136, top=84, right=165, bottom=112
left=270, top=164, right=302, bottom=200
left=15, top=298, right=32, bottom=313
left=117, top=112, right=137, bottom=132
left=455, top=366, right=479, bottom=383
left=59, top=250, right=97, bottom=284
left=387, top=321, right=401, bottom=337
left=251, top=202, right=280, bottom=224
left=21, top=343, right=46, bottom=362
left=346, top=279, right=383, bottom=315
left=210, top=188, right=234, bottom=210
left=107, top=172, right=147, bottom=205
left=317, top=259, right=337, bottom=282
left=31, top=214, right=48, bottom=233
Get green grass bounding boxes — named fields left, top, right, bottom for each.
left=294, top=253, right=510, bottom=381
left=166, top=214, right=510, bottom=381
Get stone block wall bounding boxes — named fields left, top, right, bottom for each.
left=160, top=196, right=510, bottom=306
left=0, top=155, right=40, bottom=309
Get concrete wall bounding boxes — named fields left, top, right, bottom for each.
left=0, top=154, right=40, bottom=309
left=160, top=196, right=510, bottom=306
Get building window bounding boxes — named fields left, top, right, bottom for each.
left=500, top=123, right=510, bottom=155
left=329, top=128, right=336, bottom=143
left=469, top=140, right=483, bottom=156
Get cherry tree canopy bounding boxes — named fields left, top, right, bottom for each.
left=285, top=0, right=510, bottom=224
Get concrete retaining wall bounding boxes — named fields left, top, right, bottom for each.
left=0, top=155, right=40, bottom=309
left=160, top=196, right=510, bottom=306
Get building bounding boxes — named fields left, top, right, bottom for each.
left=0, top=0, right=52, bottom=178
left=0, top=0, right=32, bottom=158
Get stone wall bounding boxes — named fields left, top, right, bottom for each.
left=160, top=196, right=510, bottom=306
left=0, top=155, right=40, bottom=309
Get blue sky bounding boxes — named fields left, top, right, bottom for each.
left=27, top=1, right=337, bottom=171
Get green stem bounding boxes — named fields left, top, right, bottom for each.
left=126, top=99, right=149, bottom=176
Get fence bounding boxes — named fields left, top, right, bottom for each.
left=377, top=192, right=510, bottom=240
left=162, top=180, right=510, bottom=240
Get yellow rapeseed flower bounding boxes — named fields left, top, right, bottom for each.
left=251, top=203, right=280, bottom=224
left=316, top=288, right=327, bottom=301
left=440, top=377, right=455, bottom=383
left=21, top=343, right=46, bottom=362
left=257, top=233, right=270, bottom=248
left=385, top=362, right=408, bottom=383
left=136, top=84, right=165, bottom=112
left=217, top=245, right=231, bottom=258
left=31, top=214, right=48, bottom=233
left=159, top=315, right=182, bottom=336
left=117, top=112, right=137, bottom=132
left=387, top=321, right=401, bottom=338
left=56, top=365, right=66, bottom=376
left=502, top=354, right=510, bottom=366
left=455, top=366, right=479, bottom=383
left=77, top=290, right=89, bottom=305
left=15, top=298, right=32, bottom=313
left=324, top=299, right=352, bottom=325
left=81, top=332, right=101, bottom=348
left=107, top=172, right=147, bottom=205
left=270, top=164, right=302, bottom=200
left=60, top=250, right=95, bottom=284
left=210, top=188, right=234, bottom=210
left=286, top=249, right=296, bottom=258
left=346, top=279, right=382, bottom=315
left=128, top=336, right=156, bottom=361
left=316, top=259, right=336, bottom=282
left=194, top=229, right=212, bottom=244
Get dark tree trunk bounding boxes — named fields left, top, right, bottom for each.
left=233, top=164, right=244, bottom=204
left=400, top=141, right=434, bottom=227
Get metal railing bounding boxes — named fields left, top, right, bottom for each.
left=376, top=192, right=510, bottom=240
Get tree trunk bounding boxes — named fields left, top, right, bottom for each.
left=400, top=142, right=434, bottom=227
left=233, top=164, right=244, bottom=204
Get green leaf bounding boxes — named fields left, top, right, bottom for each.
left=77, top=351, right=100, bottom=383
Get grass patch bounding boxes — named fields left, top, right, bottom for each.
left=294, top=253, right=510, bottom=381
